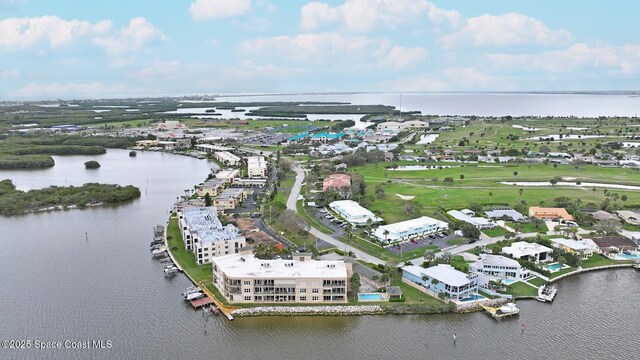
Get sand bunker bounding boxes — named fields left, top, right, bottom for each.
left=395, top=194, right=415, bottom=200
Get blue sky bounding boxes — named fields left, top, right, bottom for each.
left=1, top=0, right=639, bottom=100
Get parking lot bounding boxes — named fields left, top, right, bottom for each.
left=386, top=232, right=463, bottom=255
left=243, top=132, right=290, bottom=145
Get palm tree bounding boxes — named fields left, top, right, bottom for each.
left=383, top=229, right=390, bottom=245
left=423, top=249, right=436, bottom=262
left=489, top=192, right=493, bottom=201
left=381, top=273, right=390, bottom=286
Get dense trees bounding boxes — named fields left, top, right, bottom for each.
left=84, top=160, right=101, bottom=169
left=0, top=180, right=140, bottom=216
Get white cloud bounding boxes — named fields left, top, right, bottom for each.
left=442, top=12, right=571, bottom=48
left=189, top=0, right=252, bottom=21
left=380, top=46, right=427, bottom=70
left=11, top=81, right=126, bottom=100
left=1, top=69, right=20, bottom=78
left=488, top=43, right=640, bottom=74
left=301, top=0, right=462, bottom=33
left=241, top=32, right=389, bottom=65
left=0, top=16, right=111, bottom=49
left=93, top=17, right=167, bottom=56
left=136, top=60, right=182, bottom=78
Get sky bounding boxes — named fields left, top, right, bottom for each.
left=1, top=0, right=639, bottom=100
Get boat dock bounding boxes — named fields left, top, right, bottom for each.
left=191, top=296, right=214, bottom=309
left=536, top=284, right=558, bottom=302
left=200, top=282, right=238, bottom=320
left=481, top=303, right=520, bottom=319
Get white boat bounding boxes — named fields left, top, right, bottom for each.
left=164, top=267, right=178, bottom=277
left=536, top=284, right=558, bottom=303
left=182, top=287, right=201, bottom=297
left=151, top=248, right=167, bottom=257
left=185, top=292, right=204, bottom=301
left=497, top=303, right=520, bottom=316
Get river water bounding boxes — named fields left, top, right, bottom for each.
left=1, top=150, right=639, bottom=359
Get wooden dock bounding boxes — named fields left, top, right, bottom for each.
left=191, top=296, right=214, bottom=309
left=200, top=282, right=238, bottom=320
left=481, top=304, right=520, bottom=319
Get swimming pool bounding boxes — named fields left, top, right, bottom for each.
left=503, top=279, right=517, bottom=285
left=459, top=294, right=486, bottom=302
left=545, top=263, right=563, bottom=272
left=358, top=293, right=386, bottom=302
left=618, top=252, right=640, bottom=259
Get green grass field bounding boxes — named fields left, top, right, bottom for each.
left=180, top=118, right=335, bottom=133
left=581, top=254, right=634, bottom=268
left=508, top=221, right=546, bottom=233
left=350, top=162, right=640, bottom=223
left=482, top=227, right=509, bottom=237
left=166, top=217, right=213, bottom=283
left=549, top=266, right=577, bottom=279
left=527, top=276, right=547, bottom=287
left=505, top=281, right=539, bottom=297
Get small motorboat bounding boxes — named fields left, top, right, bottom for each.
left=185, top=292, right=204, bottom=301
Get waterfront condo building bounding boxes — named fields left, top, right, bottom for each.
left=374, top=216, right=448, bottom=242
left=329, top=200, right=382, bottom=226
left=212, top=252, right=350, bottom=304
left=214, top=151, right=241, bottom=166
left=246, top=156, right=268, bottom=178
left=178, top=207, right=245, bottom=265
left=402, top=264, right=478, bottom=301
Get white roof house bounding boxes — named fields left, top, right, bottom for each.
left=448, top=210, right=496, bottom=229
left=374, top=216, right=448, bottom=242
left=403, top=264, right=476, bottom=288
left=501, top=241, right=553, bottom=262
left=550, top=238, right=594, bottom=252
left=484, top=208, right=526, bottom=221
left=470, top=254, right=530, bottom=286
left=246, top=156, right=268, bottom=178
left=329, top=200, right=382, bottom=226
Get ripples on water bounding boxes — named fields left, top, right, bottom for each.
left=0, top=150, right=638, bottom=360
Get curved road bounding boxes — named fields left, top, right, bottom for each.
left=287, top=164, right=385, bottom=265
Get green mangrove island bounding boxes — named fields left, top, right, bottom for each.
left=0, top=180, right=141, bottom=216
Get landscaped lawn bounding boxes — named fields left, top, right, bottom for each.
left=508, top=221, right=546, bottom=234
left=527, top=276, right=547, bottom=287
left=581, top=254, right=634, bottom=268
left=549, top=266, right=577, bottom=279
left=505, top=281, right=539, bottom=297
left=166, top=217, right=212, bottom=283
left=482, top=227, right=509, bottom=238
left=447, top=238, right=467, bottom=246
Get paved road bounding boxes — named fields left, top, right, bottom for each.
left=287, top=164, right=385, bottom=265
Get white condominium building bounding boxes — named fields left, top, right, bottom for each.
left=374, top=216, right=448, bottom=242
left=212, top=252, right=350, bottom=304
left=247, top=156, right=268, bottom=178
left=329, top=200, right=382, bottom=226
left=178, top=207, right=245, bottom=265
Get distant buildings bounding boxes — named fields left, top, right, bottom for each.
left=323, top=174, right=351, bottom=192
left=178, top=207, right=245, bottom=265
left=529, top=207, right=574, bottom=221
left=214, top=188, right=249, bottom=210
left=447, top=209, right=496, bottom=229
left=195, top=178, right=227, bottom=197
left=471, top=254, right=530, bottom=287
left=329, top=200, right=382, bottom=227
left=402, top=264, right=478, bottom=301
left=247, top=156, right=268, bottom=178
left=215, top=169, right=240, bottom=182
left=484, top=208, right=526, bottom=222
left=309, top=132, right=345, bottom=143
left=214, top=151, right=241, bottom=166
left=374, top=216, right=448, bottom=242
left=588, top=236, right=638, bottom=255
left=376, top=120, right=429, bottom=133
left=211, top=252, right=349, bottom=304
left=501, top=241, right=552, bottom=263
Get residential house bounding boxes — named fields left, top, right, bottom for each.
left=550, top=238, right=595, bottom=259
left=470, top=254, right=530, bottom=287
left=402, top=264, right=478, bottom=301
left=501, top=241, right=553, bottom=263
left=529, top=207, right=574, bottom=221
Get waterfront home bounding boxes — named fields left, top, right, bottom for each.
left=501, top=241, right=552, bottom=263
left=374, top=216, right=448, bottom=243
left=323, top=174, right=351, bottom=192
left=447, top=209, right=496, bottom=229
left=529, top=207, right=574, bottom=221
left=402, top=264, right=478, bottom=301
left=178, top=207, right=245, bottom=264
left=550, top=238, right=594, bottom=259
left=484, top=208, right=526, bottom=222
left=616, top=210, right=640, bottom=226
left=246, top=156, right=268, bottom=178
left=329, top=200, right=382, bottom=227
left=470, top=254, right=530, bottom=287
left=211, top=252, right=350, bottom=304
left=588, top=236, right=639, bottom=256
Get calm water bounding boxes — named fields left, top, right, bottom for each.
left=218, top=92, right=640, bottom=117
left=1, top=150, right=639, bottom=359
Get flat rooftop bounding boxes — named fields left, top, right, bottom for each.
left=183, top=207, right=239, bottom=245
left=213, top=253, right=347, bottom=279
left=378, top=216, right=448, bottom=234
